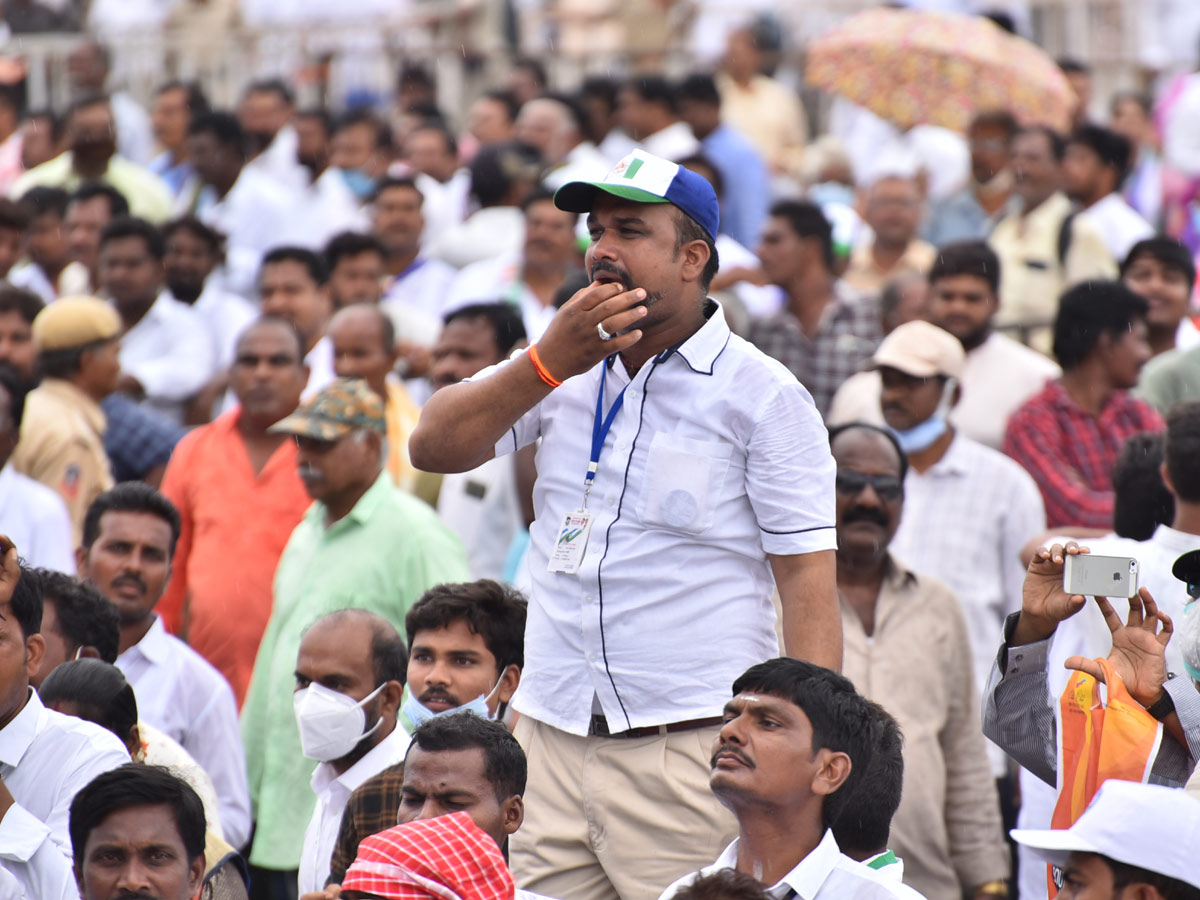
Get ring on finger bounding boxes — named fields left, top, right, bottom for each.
left=596, top=322, right=613, bottom=341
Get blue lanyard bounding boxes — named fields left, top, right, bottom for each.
left=585, top=364, right=629, bottom=507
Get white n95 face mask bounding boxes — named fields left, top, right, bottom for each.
left=294, top=681, right=385, bottom=762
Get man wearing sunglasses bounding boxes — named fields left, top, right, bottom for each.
left=830, top=421, right=1009, bottom=900
left=241, top=377, right=469, bottom=897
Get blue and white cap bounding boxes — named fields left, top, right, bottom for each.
left=554, top=149, right=719, bottom=241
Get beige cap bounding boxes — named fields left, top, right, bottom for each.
left=31, top=296, right=121, bottom=352
left=871, top=321, right=964, bottom=380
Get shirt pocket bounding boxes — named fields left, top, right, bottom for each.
left=637, top=432, right=733, bottom=535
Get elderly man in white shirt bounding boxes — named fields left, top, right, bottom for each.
left=99, top=218, right=217, bottom=425
left=294, top=610, right=409, bottom=895
left=1064, top=124, right=1154, bottom=263
left=0, top=548, right=129, bottom=900
left=81, top=482, right=251, bottom=852
left=411, top=150, right=840, bottom=900
left=658, top=658, right=923, bottom=900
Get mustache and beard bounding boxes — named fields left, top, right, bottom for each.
left=589, top=261, right=666, bottom=308
left=841, top=506, right=890, bottom=529
left=710, top=743, right=755, bottom=769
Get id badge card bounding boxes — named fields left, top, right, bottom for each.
left=548, top=509, right=593, bottom=574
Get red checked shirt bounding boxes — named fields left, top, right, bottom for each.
left=1002, top=379, right=1164, bottom=529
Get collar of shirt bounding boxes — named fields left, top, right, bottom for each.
left=1044, top=378, right=1138, bottom=422
left=0, top=689, right=44, bottom=769
left=918, top=432, right=971, bottom=478
left=775, top=281, right=862, bottom=339
left=126, top=615, right=173, bottom=666
left=310, top=722, right=411, bottom=799
left=673, top=300, right=732, bottom=374
left=40, top=378, right=107, bottom=435
left=305, top=470, right=393, bottom=534
left=709, top=830, right=843, bottom=898
left=1017, top=191, right=1071, bottom=231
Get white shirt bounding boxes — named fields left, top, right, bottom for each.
left=0, top=690, right=128, bottom=900
left=187, top=167, right=295, bottom=299
left=7, top=261, right=89, bottom=306
left=286, top=168, right=370, bottom=250
left=0, top=463, right=73, bottom=573
left=298, top=724, right=411, bottom=894
left=430, top=207, right=526, bottom=271
left=889, top=434, right=1046, bottom=775
left=244, top=124, right=308, bottom=193
left=111, top=91, right=155, bottom=167
left=115, top=617, right=251, bottom=849
left=1082, top=192, right=1155, bottom=263
left=444, top=253, right=557, bottom=341
left=179, top=284, right=257, bottom=369
left=826, top=332, right=1060, bottom=450
left=659, top=830, right=925, bottom=900
left=413, top=170, right=471, bottom=251
left=119, top=292, right=219, bottom=424
left=438, top=454, right=524, bottom=581
left=640, top=121, right=701, bottom=163
left=482, top=302, right=836, bottom=734
left=381, top=257, right=457, bottom=349
left=304, top=335, right=337, bottom=401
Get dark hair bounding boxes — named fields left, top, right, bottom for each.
left=82, top=482, right=181, bottom=559
left=673, top=207, right=720, bottom=294
left=10, top=562, right=42, bottom=638
left=1111, top=90, right=1153, bottom=118
left=480, top=89, right=521, bottom=126
left=17, top=185, right=69, bottom=220
left=372, top=175, right=423, bottom=207
left=968, top=109, right=1019, bottom=139
left=325, top=231, right=386, bottom=272
left=469, top=142, right=543, bottom=209
left=1166, top=402, right=1200, bottom=506
left=1016, top=125, right=1067, bottom=163
left=511, top=58, right=547, bottom=91
left=406, top=580, right=527, bottom=673
left=731, top=658, right=879, bottom=829
left=0, top=284, right=43, bottom=325
left=398, top=64, right=435, bottom=93
left=69, top=182, right=129, bottom=219
left=1052, top=280, right=1149, bottom=369
left=406, top=712, right=527, bottom=802
left=673, top=871, right=771, bottom=900
left=879, top=272, right=927, bottom=332
left=830, top=699, right=903, bottom=858
left=1058, top=57, right=1090, bottom=75
left=295, top=107, right=334, bottom=138
left=244, top=77, right=294, bottom=107
left=677, top=73, right=722, bottom=108
left=408, top=121, right=458, bottom=159
left=770, top=200, right=834, bottom=271
left=982, top=11, right=1016, bottom=33
left=161, top=215, right=225, bottom=258
left=827, top=421, right=910, bottom=481
left=1121, top=237, right=1197, bottom=289
left=155, top=80, right=210, bottom=117
left=928, top=240, right=1001, bottom=294
left=1069, top=124, right=1133, bottom=186
left=519, top=185, right=557, bottom=214
left=98, top=216, right=164, bottom=261
left=1113, top=432, right=1174, bottom=540
left=39, top=658, right=136, bottom=739
left=236, top=315, right=307, bottom=363
left=0, top=83, right=23, bottom=119
left=37, top=570, right=120, bottom=663
left=187, top=111, right=245, bottom=152
left=261, top=245, right=329, bottom=287
left=40, top=340, right=110, bottom=381
left=580, top=76, right=618, bottom=111
left=1107, top=859, right=1200, bottom=900
left=70, top=764, right=206, bottom=867
left=334, top=108, right=392, bottom=153
left=0, top=198, right=30, bottom=233
left=0, top=362, right=27, bottom=431
left=540, top=91, right=590, bottom=138
left=443, top=303, right=527, bottom=356
left=626, top=75, right=678, bottom=114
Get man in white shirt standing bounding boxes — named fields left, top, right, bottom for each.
left=0, top=543, right=128, bottom=900
left=412, top=149, right=840, bottom=900
left=0, top=366, right=73, bottom=573
left=658, top=658, right=920, bottom=900
left=81, top=482, right=251, bottom=852
left=294, top=608, right=409, bottom=896
left=259, top=246, right=336, bottom=401
left=619, top=77, right=701, bottom=163
left=1064, top=124, right=1154, bottom=263
left=239, top=78, right=307, bottom=193
left=100, top=218, right=217, bottom=426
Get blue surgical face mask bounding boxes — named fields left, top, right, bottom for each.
left=890, top=378, right=957, bottom=454
left=403, top=676, right=503, bottom=729
left=339, top=167, right=376, bottom=200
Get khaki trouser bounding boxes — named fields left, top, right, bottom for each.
left=510, top=717, right=737, bottom=900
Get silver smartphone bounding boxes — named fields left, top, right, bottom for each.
left=1063, top=554, right=1140, bottom=599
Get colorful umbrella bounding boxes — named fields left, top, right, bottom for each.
left=805, top=7, right=1075, bottom=133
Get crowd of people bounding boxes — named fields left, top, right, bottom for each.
left=4, top=6, right=1200, bottom=900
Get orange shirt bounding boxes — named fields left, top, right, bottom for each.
left=159, top=410, right=311, bottom=706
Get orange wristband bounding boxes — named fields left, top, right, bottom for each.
left=528, top=343, right=563, bottom=388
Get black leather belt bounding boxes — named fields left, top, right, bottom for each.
left=588, top=714, right=724, bottom=739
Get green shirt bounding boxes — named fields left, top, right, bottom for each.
left=240, top=472, right=469, bottom=869
left=1134, top=344, right=1200, bottom=416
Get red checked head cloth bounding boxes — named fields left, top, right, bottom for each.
left=341, top=811, right=516, bottom=900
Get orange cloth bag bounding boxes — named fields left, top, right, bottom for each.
left=1047, top=657, right=1162, bottom=896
